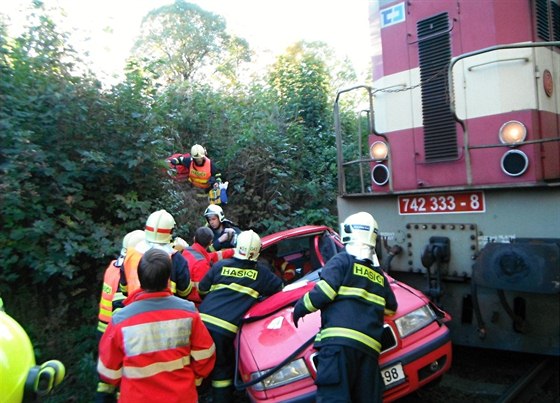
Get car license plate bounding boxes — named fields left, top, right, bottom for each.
left=381, top=363, right=405, bottom=387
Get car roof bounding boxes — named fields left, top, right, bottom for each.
left=261, top=225, right=337, bottom=248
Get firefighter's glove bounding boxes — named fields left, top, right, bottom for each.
left=95, top=382, right=117, bottom=403
left=292, top=303, right=307, bottom=328
left=169, top=157, right=181, bottom=165
left=172, top=237, right=188, bottom=252
left=219, top=228, right=235, bottom=243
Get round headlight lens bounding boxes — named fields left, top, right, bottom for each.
left=370, top=141, right=388, bottom=161
left=499, top=121, right=526, bottom=145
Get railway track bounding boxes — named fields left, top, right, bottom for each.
left=396, top=345, right=560, bottom=403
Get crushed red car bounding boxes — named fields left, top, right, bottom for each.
left=234, top=225, right=452, bottom=402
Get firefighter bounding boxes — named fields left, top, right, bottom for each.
left=96, top=229, right=145, bottom=338
left=168, top=144, right=221, bottom=192
left=115, top=210, right=192, bottom=312
left=203, top=204, right=241, bottom=252
left=98, top=249, right=216, bottom=403
left=292, top=212, right=398, bottom=403
left=198, top=230, right=283, bottom=403
left=0, top=299, right=65, bottom=402
left=95, top=230, right=145, bottom=403
left=183, top=226, right=234, bottom=306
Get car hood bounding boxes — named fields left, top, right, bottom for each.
left=237, top=276, right=433, bottom=371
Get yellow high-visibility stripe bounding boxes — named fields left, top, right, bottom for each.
left=97, top=359, right=122, bottom=381
left=100, top=298, right=112, bottom=309
left=338, top=286, right=386, bottom=306
left=212, top=379, right=233, bottom=388
left=316, top=280, right=336, bottom=300
left=191, top=344, right=216, bottom=361
left=303, top=293, right=318, bottom=312
left=97, top=321, right=108, bottom=333
left=209, top=283, right=259, bottom=299
left=317, top=327, right=381, bottom=353
left=200, top=313, right=238, bottom=333
left=124, top=355, right=191, bottom=379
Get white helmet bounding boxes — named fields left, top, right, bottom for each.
left=191, top=144, right=206, bottom=159
left=116, top=230, right=145, bottom=266
left=341, top=212, right=379, bottom=260
left=145, top=210, right=175, bottom=244
left=234, top=230, right=261, bottom=261
left=204, top=204, right=225, bottom=222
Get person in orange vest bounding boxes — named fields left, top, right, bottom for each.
left=259, top=244, right=313, bottom=284
left=183, top=227, right=234, bottom=306
left=98, top=248, right=216, bottom=403
left=95, top=230, right=145, bottom=403
left=96, top=230, right=145, bottom=338
left=168, top=144, right=221, bottom=192
left=114, top=210, right=192, bottom=313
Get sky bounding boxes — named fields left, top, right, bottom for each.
left=1, top=0, right=373, bottom=84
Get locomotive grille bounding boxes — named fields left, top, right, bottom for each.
left=536, top=0, right=560, bottom=44
left=417, top=12, right=458, bottom=162
left=536, top=0, right=551, bottom=40
left=552, top=1, right=560, bottom=42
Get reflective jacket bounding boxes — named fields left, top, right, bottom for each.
left=120, top=244, right=192, bottom=298
left=97, top=260, right=120, bottom=334
left=198, top=258, right=283, bottom=336
left=188, top=158, right=212, bottom=189
left=182, top=244, right=234, bottom=305
left=98, top=289, right=216, bottom=403
left=294, top=251, right=398, bottom=357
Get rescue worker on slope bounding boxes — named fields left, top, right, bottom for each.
left=114, top=210, right=192, bottom=312
left=292, top=212, right=398, bottom=403
left=198, top=230, right=283, bottom=403
left=168, top=144, right=221, bottom=192
left=95, top=229, right=145, bottom=403
left=97, top=248, right=216, bottom=403
left=0, top=298, right=65, bottom=402
left=183, top=226, right=234, bottom=306
left=203, top=204, right=241, bottom=252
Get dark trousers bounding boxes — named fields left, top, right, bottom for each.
left=208, top=329, right=235, bottom=403
left=315, top=345, right=383, bottom=403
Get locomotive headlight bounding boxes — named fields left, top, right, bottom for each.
left=370, top=141, right=388, bottom=161
left=499, top=121, right=526, bottom=145
left=250, top=358, right=311, bottom=391
left=395, top=305, right=436, bottom=338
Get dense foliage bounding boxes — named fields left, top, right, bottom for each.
left=0, top=1, right=364, bottom=401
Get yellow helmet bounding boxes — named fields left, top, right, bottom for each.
left=145, top=210, right=176, bottom=244
left=0, top=309, right=65, bottom=402
left=234, top=230, right=261, bottom=262
left=191, top=144, right=206, bottom=159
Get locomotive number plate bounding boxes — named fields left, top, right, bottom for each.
left=398, top=191, right=485, bottom=215
left=381, top=362, right=405, bottom=387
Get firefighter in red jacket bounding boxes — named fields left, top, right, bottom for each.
left=198, top=230, right=283, bottom=403
left=292, top=212, right=398, bottom=403
left=98, top=248, right=216, bottom=403
left=183, top=226, right=234, bottom=306
left=168, top=144, right=220, bottom=192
